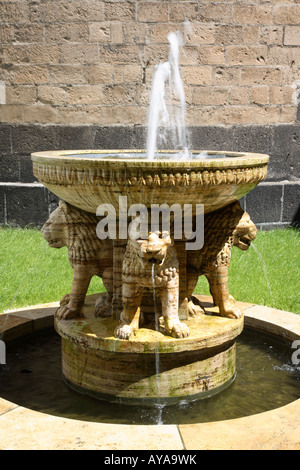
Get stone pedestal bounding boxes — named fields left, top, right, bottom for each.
left=55, top=294, right=244, bottom=404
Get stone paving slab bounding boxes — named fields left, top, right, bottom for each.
left=0, top=406, right=184, bottom=451
left=0, top=397, right=18, bottom=415
left=179, top=400, right=300, bottom=450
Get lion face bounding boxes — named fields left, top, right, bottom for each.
left=233, top=212, right=257, bottom=251
left=136, top=231, right=172, bottom=266
left=41, top=204, right=68, bottom=248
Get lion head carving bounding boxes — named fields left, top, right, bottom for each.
left=41, top=201, right=68, bottom=249
left=42, top=200, right=111, bottom=264
left=122, top=231, right=178, bottom=279
left=233, top=211, right=257, bottom=251
left=135, top=231, right=172, bottom=266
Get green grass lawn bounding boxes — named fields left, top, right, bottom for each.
left=0, top=226, right=299, bottom=314
left=0, top=226, right=104, bottom=312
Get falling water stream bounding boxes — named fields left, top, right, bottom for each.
left=152, top=262, right=164, bottom=425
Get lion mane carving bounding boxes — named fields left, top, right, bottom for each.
left=42, top=200, right=113, bottom=320
left=115, top=231, right=190, bottom=340
left=186, top=201, right=257, bottom=319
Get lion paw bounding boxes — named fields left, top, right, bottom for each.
left=187, top=300, right=205, bottom=318
left=56, top=304, right=82, bottom=321
left=114, top=323, right=136, bottom=340
left=59, top=294, right=71, bottom=307
left=164, top=320, right=190, bottom=339
left=94, top=295, right=112, bottom=317
left=220, top=302, right=243, bottom=319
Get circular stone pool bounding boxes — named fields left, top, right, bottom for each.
left=1, top=297, right=300, bottom=450
left=1, top=326, right=299, bottom=426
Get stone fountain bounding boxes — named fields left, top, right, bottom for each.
left=31, top=149, right=268, bottom=404
left=31, top=32, right=269, bottom=405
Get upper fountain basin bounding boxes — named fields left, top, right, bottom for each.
left=31, top=150, right=269, bottom=214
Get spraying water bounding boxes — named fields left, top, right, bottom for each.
left=251, top=243, right=275, bottom=308
left=147, top=31, right=189, bottom=160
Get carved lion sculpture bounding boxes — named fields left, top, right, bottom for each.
left=186, top=201, right=257, bottom=319
left=42, top=200, right=113, bottom=320
left=115, top=231, right=190, bottom=340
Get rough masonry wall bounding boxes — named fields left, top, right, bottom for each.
left=0, top=0, right=300, bottom=126
left=0, top=0, right=299, bottom=228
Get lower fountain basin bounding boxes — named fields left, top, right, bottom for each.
left=55, top=293, right=244, bottom=404
left=31, top=150, right=269, bottom=214
left=1, top=296, right=299, bottom=446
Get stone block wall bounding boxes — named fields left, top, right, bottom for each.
left=0, top=0, right=299, bottom=228
left=1, top=0, right=300, bottom=126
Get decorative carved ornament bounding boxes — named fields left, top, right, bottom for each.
left=33, top=162, right=268, bottom=188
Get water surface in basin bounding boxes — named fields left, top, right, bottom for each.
left=60, top=152, right=229, bottom=160
left=1, top=328, right=299, bottom=425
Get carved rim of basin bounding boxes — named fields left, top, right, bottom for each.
left=31, top=150, right=269, bottom=214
